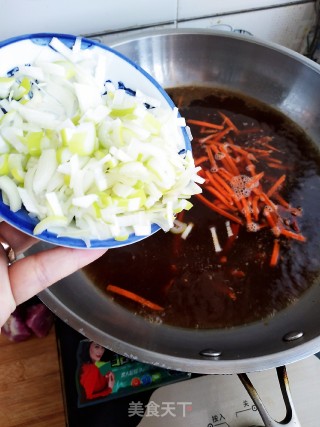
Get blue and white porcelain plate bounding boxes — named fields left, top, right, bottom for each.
left=0, top=33, right=191, bottom=249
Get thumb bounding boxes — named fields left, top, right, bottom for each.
left=9, top=247, right=107, bottom=306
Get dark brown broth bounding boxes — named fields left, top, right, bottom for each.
left=83, top=87, right=320, bottom=329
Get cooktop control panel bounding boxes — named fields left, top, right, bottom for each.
left=137, top=355, right=320, bottom=427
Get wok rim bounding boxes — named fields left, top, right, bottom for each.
left=107, top=27, right=320, bottom=75
left=39, top=288, right=320, bottom=374
left=40, top=28, right=320, bottom=374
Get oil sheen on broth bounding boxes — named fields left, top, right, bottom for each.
left=83, top=87, right=320, bottom=329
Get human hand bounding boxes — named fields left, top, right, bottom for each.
left=0, top=221, right=107, bottom=328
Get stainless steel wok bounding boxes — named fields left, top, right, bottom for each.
left=37, top=30, right=320, bottom=379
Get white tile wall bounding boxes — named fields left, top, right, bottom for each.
left=0, top=0, right=177, bottom=40
left=0, top=0, right=316, bottom=53
left=178, top=2, right=316, bottom=52
left=91, top=24, right=176, bottom=46
left=177, top=0, right=314, bottom=19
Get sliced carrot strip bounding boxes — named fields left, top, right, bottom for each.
left=210, top=144, right=232, bottom=172
left=219, top=144, right=240, bottom=175
left=237, top=127, right=262, bottom=135
left=241, top=197, right=252, bottom=226
left=262, top=143, right=282, bottom=153
left=246, top=147, right=271, bottom=156
left=258, top=221, right=269, bottom=230
left=190, top=111, right=306, bottom=250
left=198, top=133, right=219, bottom=143
left=214, top=200, right=232, bottom=211
left=251, top=194, right=260, bottom=221
left=201, top=128, right=219, bottom=134
left=213, top=171, right=235, bottom=196
left=228, top=143, right=252, bottom=157
left=187, top=119, right=224, bottom=130
left=246, top=171, right=264, bottom=189
left=244, top=159, right=257, bottom=177
left=217, top=167, right=234, bottom=181
left=273, top=193, right=291, bottom=209
left=280, top=229, right=306, bottom=242
left=256, top=135, right=273, bottom=144
left=106, top=284, right=164, bottom=311
left=219, top=111, right=239, bottom=134
left=231, top=195, right=244, bottom=213
left=270, top=239, right=280, bottom=266
left=260, top=192, right=278, bottom=211
left=194, top=155, right=209, bottom=166
left=208, top=126, right=233, bottom=141
left=266, top=157, right=283, bottom=165
left=258, top=137, right=282, bottom=153
left=196, top=194, right=243, bottom=225
left=267, top=162, right=291, bottom=170
left=205, top=185, right=236, bottom=211
left=204, top=171, right=233, bottom=201
left=263, top=208, right=281, bottom=236
left=206, top=146, right=218, bottom=170
left=266, top=174, right=286, bottom=197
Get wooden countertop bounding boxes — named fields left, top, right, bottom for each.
left=0, top=327, right=66, bottom=427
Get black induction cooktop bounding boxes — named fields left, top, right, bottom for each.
left=55, top=317, right=194, bottom=427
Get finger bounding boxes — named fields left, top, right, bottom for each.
left=0, top=222, right=38, bottom=254
left=0, top=247, right=16, bottom=326
left=9, top=247, right=107, bottom=306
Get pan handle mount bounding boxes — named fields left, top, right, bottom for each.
left=238, top=366, right=301, bottom=427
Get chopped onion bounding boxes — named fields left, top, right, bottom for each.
left=181, top=222, right=194, bottom=240
left=170, top=219, right=187, bottom=234
left=226, top=220, right=233, bottom=237
left=0, top=175, right=22, bottom=212
left=0, top=37, right=202, bottom=244
left=210, top=226, right=222, bottom=252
